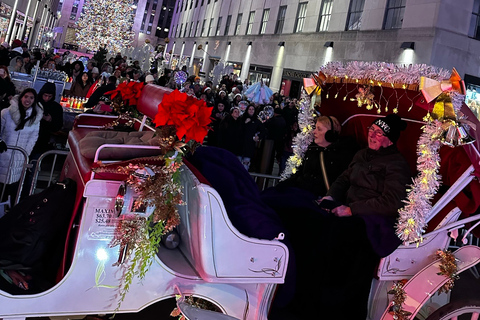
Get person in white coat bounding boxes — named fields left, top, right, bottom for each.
left=0, top=88, right=42, bottom=202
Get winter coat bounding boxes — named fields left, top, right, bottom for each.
left=0, top=79, right=16, bottom=110
left=241, top=114, right=265, bottom=159
left=68, top=81, right=92, bottom=98
left=218, top=115, right=243, bottom=156
left=327, top=145, right=411, bottom=256
left=278, top=138, right=358, bottom=197
left=0, top=97, right=43, bottom=184
left=32, top=99, right=64, bottom=154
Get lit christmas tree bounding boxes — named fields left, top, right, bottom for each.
left=75, top=0, right=135, bottom=53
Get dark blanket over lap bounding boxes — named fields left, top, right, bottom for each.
left=188, top=146, right=286, bottom=240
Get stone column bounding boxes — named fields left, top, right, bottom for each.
left=269, top=44, right=286, bottom=93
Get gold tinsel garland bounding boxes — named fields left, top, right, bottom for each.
left=388, top=279, right=412, bottom=320
left=436, top=249, right=459, bottom=293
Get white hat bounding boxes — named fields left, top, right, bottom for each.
left=219, top=90, right=226, bottom=95
left=91, top=67, right=99, bottom=74
left=234, top=93, right=242, bottom=99
left=145, top=74, right=155, bottom=83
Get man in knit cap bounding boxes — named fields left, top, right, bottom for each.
left=313, top=114, right=411, bottom=320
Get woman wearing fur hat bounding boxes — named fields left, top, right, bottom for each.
left=0, top=88, right=42, bottom=201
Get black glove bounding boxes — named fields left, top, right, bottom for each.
left=0, top=139, right=7, bottom=153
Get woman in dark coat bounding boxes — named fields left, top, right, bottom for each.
left=0, top=66, right=17, bottom=110
left=218, top=107, right=243, bottom=157
left=206, top=102, right=228, bottom=147
left=32, top=82, right=63, bottom=155
left=262, top=115, right=357, bottom=209
left=68, top=72, right=93, bottom=98
left=239, top=104, right=265, bottom=171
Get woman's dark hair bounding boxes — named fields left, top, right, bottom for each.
left=15, top=88, right=38, bottom=131
left=76, top=71, right=93, bottom=88
left=0, top=65, right=11, bottom=80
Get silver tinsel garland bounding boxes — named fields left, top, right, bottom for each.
left=280, top=93, right=315, bottom=180
left=396, top=120, right=443, bottom=244
left=320, top=61, right=450, bottom=85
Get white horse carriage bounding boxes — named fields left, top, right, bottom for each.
left=0, top=62, right=480, bottom=320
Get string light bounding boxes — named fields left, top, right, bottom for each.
left=75, top=0, right=135, bottom=53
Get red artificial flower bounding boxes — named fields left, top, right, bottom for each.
left=154, top=89, right=213, bottom=143
left=105, top=81, right=145, bottom=106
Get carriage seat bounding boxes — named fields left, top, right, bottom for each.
left=173, top=159, right=289, bottom=284
left=65, top=84, right=172, bottom=186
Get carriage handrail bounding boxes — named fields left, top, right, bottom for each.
left=90, top=144, right=163, bottom=180
left=340, top=113, right=426, bottom=126
left=426, top=164, right=476, bottom=223
left=29, top=150, right=69, bottom=196
left=418, top=213, right=480, bottom=243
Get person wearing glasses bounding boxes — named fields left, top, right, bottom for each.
left=313, top=114, right=411, bottom=320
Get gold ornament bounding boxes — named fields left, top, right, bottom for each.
left=303, top=71, right=326, bottom=96
left=419, top=68, right=465, bottom=121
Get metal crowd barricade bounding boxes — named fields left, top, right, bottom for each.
left=28, top=150, right=69, bottom=196
left=0, top=146, right=30, bottom=208
left=249, top=172, right=281, bottom=191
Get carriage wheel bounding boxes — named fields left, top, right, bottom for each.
left=426, top=300, right=480, bottom=320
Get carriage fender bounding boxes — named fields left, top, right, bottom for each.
left=380, top=245, right=480, bottom=320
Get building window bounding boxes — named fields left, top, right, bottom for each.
left=246, top=11, right=255, bottom=35
left=208, top=18, right=214, bottom=36
left=57, top=0, right=64, bottom=16
left=190, top=21, right=195, bottom=36
left=259, top=8, right=269, bottom=34
left=234, top=13, right=243, bottom=35
left=195, top=20, right=200, bottom=36
left=216, top=16, right=222, bottom=36
left=346, top=0, right=364, bottom=30
left=317, top=0, right=333, bottom=32
left=383, top=0, right=406, bottom=29
left=294, top=2, right=308, bottom=33
left=201, top=19, right=206, bottom=36
left=224, top=15, right=232, bottom=35
left=179, top=23, right=183, bottom=37
left=190, top=0, right=193, bottom=9
left=470, top=0, right=480, bottom=39
left=70, top=0, right=80, bottom=20
left=275, top=5, right=287, bottom=34
left=183, top=22, right=188, bottom=37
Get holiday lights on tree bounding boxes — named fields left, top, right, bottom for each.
left=75, top=0, right=135, bottom=53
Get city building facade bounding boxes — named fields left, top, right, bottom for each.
left=55, top=0, right=175, bottom=52
left=167, top=0, right=480, bottom=99
left=0, top=0, right=59, bottom=48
